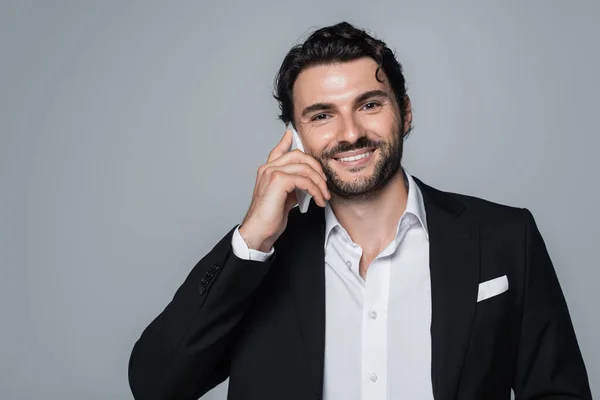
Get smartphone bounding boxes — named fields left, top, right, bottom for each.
left=289, top=126, right=313, bottom=213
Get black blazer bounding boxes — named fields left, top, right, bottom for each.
left=128, top=177, right=592, bottom=399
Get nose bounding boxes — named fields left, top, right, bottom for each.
left=336, top=116, right=365, bottom=144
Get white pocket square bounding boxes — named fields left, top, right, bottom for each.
left=477, top=275, right=509, bottom=302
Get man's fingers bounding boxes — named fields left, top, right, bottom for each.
left=289, top=175, right=328, bottom=207
left=265, top=163, right=330, bottom=201
left=268, top=171, right=328, bottom=208
left=267, top=128, right=293, bottom=163
left=267, top=150, right=327, bottom=182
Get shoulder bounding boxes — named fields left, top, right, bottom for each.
left=414, top=176, right=532, bottom=234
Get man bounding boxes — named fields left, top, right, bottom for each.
left=128, top=22, right=591, bottom=399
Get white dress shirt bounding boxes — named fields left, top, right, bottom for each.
left=232, top=170, right=434, bottom=400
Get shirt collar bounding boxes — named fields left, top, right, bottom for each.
left=323, top=168, right=429, bottom=250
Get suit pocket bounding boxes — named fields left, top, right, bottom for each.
left=474, top=290, right=510, bottom=323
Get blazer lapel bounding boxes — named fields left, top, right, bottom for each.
left=415, top=177, right=481, bottom=400
left=288, top=204, right=327, bottom=399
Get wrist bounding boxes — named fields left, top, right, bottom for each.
left=238, top=223, right=275, bottom=253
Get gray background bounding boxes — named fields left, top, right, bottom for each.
left=1, top=1, right=598, bottom=399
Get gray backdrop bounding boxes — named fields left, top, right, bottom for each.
left=1, top=1, right=597, bottom=399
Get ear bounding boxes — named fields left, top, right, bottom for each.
left=402, top=96, right=413, bottom=136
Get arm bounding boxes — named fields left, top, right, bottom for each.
left=128, top=226, right=275, bottom=400
left=128, top=128, right=329, bottom=399
left=512, top=209, right=592, bottom=399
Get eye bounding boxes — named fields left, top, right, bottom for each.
left=362, top=102, right=381, bottom=110
left=311, top=113, right=330, bottom=121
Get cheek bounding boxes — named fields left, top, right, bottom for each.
left=304, top=128, right=337, bottom=156
left=360, top=109, right=400, bottom=133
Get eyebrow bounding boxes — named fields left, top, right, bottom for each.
left=300, top=89, right=391, bottom=118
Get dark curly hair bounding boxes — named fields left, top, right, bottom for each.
left=273, top=21, right=412, bottom=138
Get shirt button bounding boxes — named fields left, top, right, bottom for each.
left=368, top=310, right=378, bottom=320
left=346, top=260, right=352, bottom=268
left=369, top=373, right=378, bottom=383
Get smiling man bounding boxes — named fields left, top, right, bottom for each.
left=294, top=64, right=405, bottom=198
left=128, top=22, right=591, bottom=400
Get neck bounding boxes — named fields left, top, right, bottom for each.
left=328, top=170, right=408, bottom=255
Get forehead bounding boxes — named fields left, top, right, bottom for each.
left=292, top=57, right=390, bottom=107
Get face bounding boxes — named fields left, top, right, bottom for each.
left=292, top=57, right=412, bottom=200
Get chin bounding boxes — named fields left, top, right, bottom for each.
left=336, top=170, right=375, bottom=185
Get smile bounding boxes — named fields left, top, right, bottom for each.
left=338, top=151, right=372, bottom=162
left=333, top=149, right=375, bottom=167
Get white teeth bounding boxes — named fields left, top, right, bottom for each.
left=338, top=151, right=372, bottom=162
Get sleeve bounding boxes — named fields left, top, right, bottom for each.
left=512, top=208, right=592, bottom=399
left=231, top=225, right=275, bottom=262
left=128, top=225, right=276, bottom=399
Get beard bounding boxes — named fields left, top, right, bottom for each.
left=313, top=128, right=404, bottom=201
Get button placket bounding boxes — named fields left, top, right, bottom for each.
left=361, top=257, right=390, bottom=399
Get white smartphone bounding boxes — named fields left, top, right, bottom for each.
left=289, top=126, right=313, bottom=213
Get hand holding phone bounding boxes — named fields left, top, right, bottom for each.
left=239, top=128, right=330, bottom=252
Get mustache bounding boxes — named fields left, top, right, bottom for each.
left=322, top=137, right=381, bottom=159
